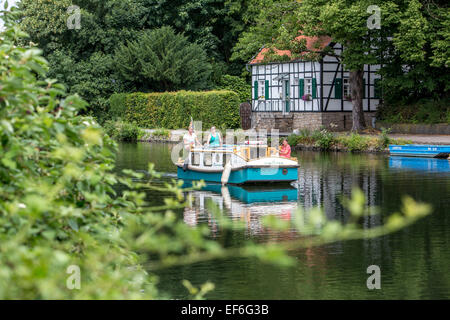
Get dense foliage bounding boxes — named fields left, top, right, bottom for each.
left=114, top=90, right=241, bottom=129
left=17, top=0, right=261, bottom=119
left=114, top=26, right=212, bottom=92
left=215, top=74, right=252, bottom=103
left=376, top=99, right=450, bottom=124
left=103, top=120, right=142, bottom=142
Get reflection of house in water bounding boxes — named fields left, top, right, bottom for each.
left=183, top=184, right=298, bottom=237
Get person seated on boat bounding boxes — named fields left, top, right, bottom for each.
left=206, top=126, right=222, bottom=147
left=279, top=138, right=291, bottom=158
left=183, top=125, right=201, bottom=151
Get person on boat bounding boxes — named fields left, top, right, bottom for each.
left=279, top=139, right=291, bottom=158
left=183, top=125, right=200, bottom=152
left=206, top=126, right=222, bottom=147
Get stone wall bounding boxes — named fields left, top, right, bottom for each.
left=252, top=112, right=377, bottom=132
left=321, top=112, right=376, bottom=131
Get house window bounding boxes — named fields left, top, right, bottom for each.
left=343, top=78, right=351, bottom=99
left=258, top=80, right=266, bottom=100
left=305, top=78, right=312, bottom=95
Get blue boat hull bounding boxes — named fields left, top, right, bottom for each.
left=177, top=166, right=298, bottom=184
left=389, top=145, right=450, bottom=158
left=180, top=182, right=298, bottom=203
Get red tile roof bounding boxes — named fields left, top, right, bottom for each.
left=249, top=35, right=332, bottom=65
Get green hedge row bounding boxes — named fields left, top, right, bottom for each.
left=109, top=90, right=241, bottom=129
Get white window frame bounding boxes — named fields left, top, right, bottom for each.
left=258, top=80, right=266, bottom=100
left=305, top=78, right=312, bottom=95
left=343, top=78, right=351, bottom=98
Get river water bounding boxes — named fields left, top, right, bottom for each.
left=115, top=142, right=450, bottom=299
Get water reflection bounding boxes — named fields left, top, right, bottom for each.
left=183, top=183, right=298, bottom=237
left=389, top=156, right=450, bottom=173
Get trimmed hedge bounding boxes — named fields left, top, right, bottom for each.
left=110, top=90, right=241, bottom=129
left=108, top=93, right=128, bottom=121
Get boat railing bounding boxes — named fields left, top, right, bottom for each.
left=188, top=144, right=298, bottom=163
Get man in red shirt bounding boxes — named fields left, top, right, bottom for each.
left=279, top=138, right=291, bottom=158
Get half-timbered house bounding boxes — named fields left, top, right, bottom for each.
left=248, top=35, right=382, bottom=131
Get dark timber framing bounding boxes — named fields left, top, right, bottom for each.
left=248, top=42, right=380, bottom=113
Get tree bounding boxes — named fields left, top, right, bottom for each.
left=17, top=0, right=261, bottom=120
left=114, top=26, right=212, bottom=92
left=239, top=0, right=449, bottom=131
left=231, top=0, right=300, bottom=75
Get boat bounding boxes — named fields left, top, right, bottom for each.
left=176, top=144, right=299, bottom=184
left=389, top=144, right=450, bottom=158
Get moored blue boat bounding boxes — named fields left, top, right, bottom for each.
left=389, top=144, right=450, bottom=158
left=176, top=144, right=299, bottom=184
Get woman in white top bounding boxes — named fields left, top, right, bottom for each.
left=183, top=126, right=201, bottom=151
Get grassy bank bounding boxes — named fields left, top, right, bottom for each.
left=104, top=121, right=413, bottom=154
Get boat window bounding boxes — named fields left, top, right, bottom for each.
left=250, top=147, right=258, bottom=159
left=212, top=153, right=222, bottom=166
left=204, top=153, right=212, bottom=166
left=258, top=147, right=267, bottom=158
left=191, top=153, right=200, bottom=166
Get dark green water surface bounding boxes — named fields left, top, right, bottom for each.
left=115, top=142, right=450, bottom=299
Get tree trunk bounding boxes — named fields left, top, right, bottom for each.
left=350, top=69, right=366, bottom=132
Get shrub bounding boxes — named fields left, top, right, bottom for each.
left=121, top=90, right=240, bottom=129
left=345, top=133, right=369, bottom=152
left=377, top=128, right=391, bottom=149
left=152, top=128, right=170, bottom=138
left=287, top=133, right=300, bottom=147
left=312, top=129, right=336, bottom=150
left=104, top=120, right=141, bottom=142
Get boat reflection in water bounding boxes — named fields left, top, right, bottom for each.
left=389, top=156, right=450, bottom=173
left=182, top=182, right=298, bottom=237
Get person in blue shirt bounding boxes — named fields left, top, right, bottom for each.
left=206, top=126, right=222, bottom=147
